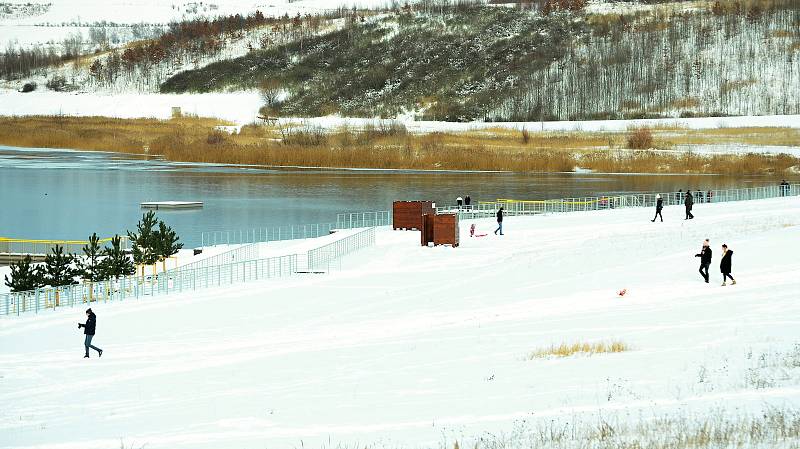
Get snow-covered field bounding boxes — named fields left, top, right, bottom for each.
left=2, top=196, right=800, bottom=449
left=0, top=0, right=396, bottom=47
left=0, top=90, right=264, bottom=123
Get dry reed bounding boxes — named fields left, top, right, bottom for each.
left=0, top=116, right=797, bottom=174
left=528, top=340, right=630, bottom=359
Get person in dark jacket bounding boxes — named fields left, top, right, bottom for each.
left=494, top=207, right=504, bottom=235
left=651, top=194, right=664, bottom=222
left=695, top=239, right=712, bottom=283
left=78, top=308, right=103, bottom=358
left=684, top=190, right=694, bottom=220
left=720, top=244, right=736, bottom=286
left=465, top=195, right=471, bottom=209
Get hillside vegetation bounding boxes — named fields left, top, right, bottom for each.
left=161, top=6, right=581, bottom=121
left=161, top=0, right=800, bottom=122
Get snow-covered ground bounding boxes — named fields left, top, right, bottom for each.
left=0, top=0, right=398, bottom=47
left=0, top=90, right=264, bottom=123
left=2, top=196, right=800, bottom=449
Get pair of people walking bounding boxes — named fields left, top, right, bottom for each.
left=695, top=239, right=735, bottom=286
left=654, top=190, right=694, bottom=222
left=79, top=308, right=103, bottom=358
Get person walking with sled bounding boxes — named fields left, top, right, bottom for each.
left=695, top=239, right=712, bottom=283
left=684, top=189, right=694, bottom=220
left=651, top=194, right=664, bottom=222
left=494, top=207, right=504, bottom=235
left=78, top=308, right=103, bottom=358
left=720, top=244, right=736, bottom=286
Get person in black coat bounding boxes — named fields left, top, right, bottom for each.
left=651, top=194, right=664, bottom=222
left=494, top=207, right=504, bottom=235
left=78, top=308, right=103, bottom=358
left=720, top=244, right=736, bottom=286
left=695, top=239, right=712, bottom=283
left=684, top=190, right=694, bottom=220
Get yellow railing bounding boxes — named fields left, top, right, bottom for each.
left=0, top=236, right=129, bottom=255
left=492, top=197, right=616, bottom=205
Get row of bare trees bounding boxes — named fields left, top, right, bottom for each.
left=492, top=1, right=800, bottom=121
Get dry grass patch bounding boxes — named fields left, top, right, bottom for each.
left=529, top=341, right=630, bottom=359
left=444, top=406, right=800, bottom=449
left=0, top=116, right=798, bottom=174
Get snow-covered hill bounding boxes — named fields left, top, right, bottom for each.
left=2, top=196, right=800, bottom=449
left=0, top=0, right=395, bottom=46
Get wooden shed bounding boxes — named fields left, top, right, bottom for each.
left=433, top=213, right=459, bottom=247
left=393, top=201, right=435, bottom=230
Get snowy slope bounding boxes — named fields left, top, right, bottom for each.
left=0, top=0, right=398, bottom=46
left=1, top=197, right=800, bottom=449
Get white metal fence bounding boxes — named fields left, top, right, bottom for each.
left=336, top=211, right=392, bottom=229
left=199, top=211, right=391, bottom=247
left=423, top=183, right=800, bottom=218
left=1, top=228, right=376, bottom=316
left=200, top=223, right=336, bottom=247
left=171, top=242, right=260, bottom=274
left=307, top=227, right=376, bottom=272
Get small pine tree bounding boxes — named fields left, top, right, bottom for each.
left=155, top=220, right=183, bottom=266
left=4, top=255, right=45, bottom=292
left=128, top=211, right=160, bottom=267
left=43, top=245, right=78, bottom=287
left=79, top=232, right=105, bottom=282
left=100, top=235, right=136, bottom=280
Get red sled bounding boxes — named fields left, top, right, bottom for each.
left=470, top=224, right=488, bottom=238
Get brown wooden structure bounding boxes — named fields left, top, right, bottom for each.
left=420, top=214, right=435, bottom=246
left=393, top=201, right=435, bottom=230
left=433, top=213, right=459, bottom=247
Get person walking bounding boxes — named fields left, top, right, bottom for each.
left=684, top=189, right=694, bottom=220
left=651, top=194, right=664, bottom=222
left=695, top=239, right=712, bottom=283
left=78, top=308, right=103, bottom=358
left=465, top=195, right=471, bottom=208
left=781, top=179, right=789, bottom=197
left=676, top=189, right=683, bottom=204
left=456, top=196, right=463, bottom=208
left=697, top=190, right=705, bottom=204
left=494, top=207, right=504, bottom=235
left=707, top=190, right=713, bottom=203
left=720, top=244, right=736, bottom=286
